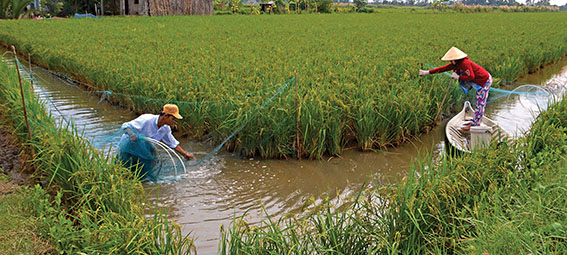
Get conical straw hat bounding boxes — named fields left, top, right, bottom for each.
left=441, top=47, right=468, bottom=61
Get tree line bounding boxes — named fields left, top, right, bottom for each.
left=0, top=0, right=563, bottom=19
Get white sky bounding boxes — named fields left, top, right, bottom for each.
left=518, top=0, right=567, bottom=5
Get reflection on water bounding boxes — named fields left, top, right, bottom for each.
left=4, top=55, right=565, bottom=254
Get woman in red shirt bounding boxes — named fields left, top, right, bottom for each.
left=419, top=47, right=492, bottom=127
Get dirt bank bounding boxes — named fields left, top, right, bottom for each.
left=0, top=118, right=30, bottom=193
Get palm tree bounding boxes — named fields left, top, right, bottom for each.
left=0, top=0, right=34, bottom=19
left=0, top=0, right=11, bottom=18
left=11, top=0, right=34, bottom=18
left=289, top=0, right=300, bottom=13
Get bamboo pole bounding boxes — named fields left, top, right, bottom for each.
left=295, top=72, right=301, bottom=160
left=11, top=46, right=34, bottom=153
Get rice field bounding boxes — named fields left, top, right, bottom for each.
left=1, top=11, right=567, bottom=158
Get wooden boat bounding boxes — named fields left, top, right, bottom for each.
left=445, top=101, right=508, bottom=153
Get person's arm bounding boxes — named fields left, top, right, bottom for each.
left=122, top=116, right=147, bottom=142
left=174, top=145, right=195, bottom=160
left=429, top=63, right=455, bottom=74
left=161, top=126, right=195, bottom=160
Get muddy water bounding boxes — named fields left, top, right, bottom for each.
left=4, top=56, right=566, bottom=254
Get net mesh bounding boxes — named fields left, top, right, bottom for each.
left=490, top=85, right=555, bottom=111
left=117, top=131, right=159, bottom=181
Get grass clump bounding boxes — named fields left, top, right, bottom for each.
left=0, top=183, right=56, bottom=254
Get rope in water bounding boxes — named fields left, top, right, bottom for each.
left=1, top=57, right=74, bottom=128
left=187, top=77, right=294, bottom=167
left=27, top=63, right=287, bottom=106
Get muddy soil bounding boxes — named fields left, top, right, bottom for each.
left=0, top=121, right=29, bottom=194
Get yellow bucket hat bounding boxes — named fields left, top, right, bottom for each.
left=441, top=47, right=468, bottom=61
left=162, top=104, right=183, bottom=119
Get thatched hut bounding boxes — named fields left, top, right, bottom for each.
left=259, top=1, right=274, bottom=13
left=120, top=0, right=213, bottom=15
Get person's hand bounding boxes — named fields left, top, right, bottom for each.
left=451, top=72, right=460, bottom=80
left=184, top=153, right=195, bottom=160
left=129, top=134, right=137, bottom=142
left=419, top=70, right=430, bottom=76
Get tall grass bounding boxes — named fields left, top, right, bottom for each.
left=1, top=11, right=566, bottom=158
left=219, top=97, right=567, bottom=253
left=0, top=61, right=194, bottom=253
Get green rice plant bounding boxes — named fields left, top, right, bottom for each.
left=461, top=159, right=567, bottom=254
left=219, top=193, right=385, bottom=254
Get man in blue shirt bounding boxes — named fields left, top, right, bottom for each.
left=119, top=104, right=194, bottom=179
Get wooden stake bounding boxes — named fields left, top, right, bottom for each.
left=11, top=46, right=34, bottom=152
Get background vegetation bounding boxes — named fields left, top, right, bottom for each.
left=2, top=0, right=562, bottom=19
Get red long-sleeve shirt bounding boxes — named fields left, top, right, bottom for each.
left=429, top=57, right=491, bottom=87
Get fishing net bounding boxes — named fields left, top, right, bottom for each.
left=118, top=131, right=159, bottom=181
left=489, top=85, right=555, bottom=111
left=484, top=84, right=560, bottom=138
left=114, top=129, right=188, bottom=182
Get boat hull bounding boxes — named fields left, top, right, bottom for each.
left=445, top=101, right=508, bottom=154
